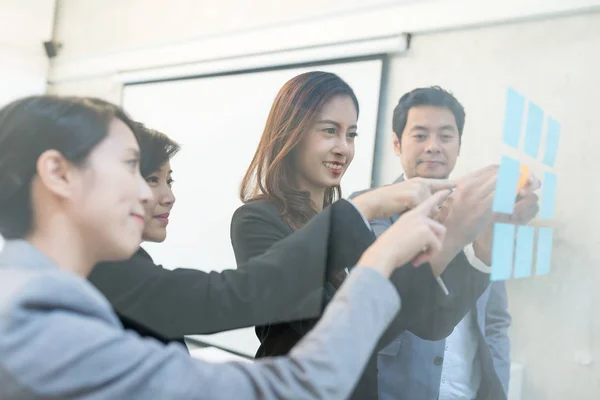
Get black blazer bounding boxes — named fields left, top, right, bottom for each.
left=230, top=198, right=491, bottom=399
left=88, top=200, right=367, bottom=346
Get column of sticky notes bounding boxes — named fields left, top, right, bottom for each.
left=490, top=88, right=561, bottom=281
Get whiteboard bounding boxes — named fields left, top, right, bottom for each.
left=122, top=59, right=384, bottom=356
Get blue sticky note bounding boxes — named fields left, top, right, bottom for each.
left=502, top=88, right=526, bottom=148
left=543, top=117, right=561, bottom=167
left=523, top=102, right=544, bottom=158
left=513, top=225, right=534, bottom=279
left=535, top=228, right=553, bottom=276
left=540, top=172, right=557, bottom=220
left=492, top=156, right=520, bottom=214
left=491, top=223, right=515, bottom=281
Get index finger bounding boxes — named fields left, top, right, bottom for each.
left=527, top=173, right=542, bottom=190
left=518, top=174, right=541, bottom=197
left=463, top=164, right=499, bottom=181
left=421, top=178, right=458, bottom=192
left=413, top=190, right=452, bottom=217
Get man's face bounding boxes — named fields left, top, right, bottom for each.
left=394, top=105, right=461, bottom=179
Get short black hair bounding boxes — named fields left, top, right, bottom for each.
left=0, top=95, right=136, bottom=239
left=134, top=123, right=180, bottom=178
left=392, top=86, right=465, bottom=143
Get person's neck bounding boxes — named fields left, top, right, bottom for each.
left=295, top=178, right=326, bottom=212
left=308, top=188, right=325, bottom=212
left=25, top=222, right=95, bottom=278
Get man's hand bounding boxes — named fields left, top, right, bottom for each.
left=511, top=173, right=541, bottom=223
left=353, top=177, right=456, bottom=221
left=444, top=165, right=499, bottom=243
left=428, top=165, right=499, bottom=276
left=473, top=174, right=541, bottom=265
left=358, top=190, right=451, bottom=278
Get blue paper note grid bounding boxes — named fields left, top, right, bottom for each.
left=490, top=88, right=560, bottom=281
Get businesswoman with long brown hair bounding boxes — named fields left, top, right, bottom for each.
left=231, top=71, right=491, bottom=399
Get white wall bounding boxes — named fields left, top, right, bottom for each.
left=377, top=13, right=600, bottom=399
left=0, top=0, right=55, bottom=106
left=48, top=0, right=600, bottom=94
left=48, top=2, right=600, bottom=399
left=0, top=0, right=55, bottom=250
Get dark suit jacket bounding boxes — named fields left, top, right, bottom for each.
left=230, top=198, right=492, bottom=399
left=378, top=278, right=509, bottom=400
left=88, top=200, right=370, bottom=346
left=355, top=175, right=508, bottom=400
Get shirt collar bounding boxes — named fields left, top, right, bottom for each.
left=393, top=174, right=406, bottom=184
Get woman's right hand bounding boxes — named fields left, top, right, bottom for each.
left=358, top=190, right=450, bottom=278
left=352, top=178, right=457, bottom=221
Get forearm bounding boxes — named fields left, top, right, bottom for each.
left=111, top=250, right=327, bottom=337
left=283, top=199, right=378, bottom=337
left=40, top=268, right=400, bottom=400
left=227, top=199, right=376, bottom=339
left=428, top=234, right=465, bottom=277
left=376, top=264, right=440, bottom=345
left=193, top=266, right=325, bottom=334
left=360, top=223, right=488, bottom=343
left=106, top=201, right=339, bottom=337
left=405, top=252, right=490, bottom=341
left=250, top=267, right=400, bottom=400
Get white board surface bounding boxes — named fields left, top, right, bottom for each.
left=122, top=59, right=383, bottom=356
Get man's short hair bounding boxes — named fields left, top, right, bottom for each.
left=392, top=86, right=466, bottom=144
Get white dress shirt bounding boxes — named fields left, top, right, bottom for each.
left=438, top=310, right=482, bottom=400
left=438, top=243, right=488, bottom=400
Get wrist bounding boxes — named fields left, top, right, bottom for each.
left=429, top=236, right=463, bottom=277
left=472, top=239, right=492, bottom=266
left=352, top=194, right=376, bottom=222
left=358, top=245, right=395, bottom=279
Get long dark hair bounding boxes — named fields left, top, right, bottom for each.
left=0, top=96, right=137, bottom=239
left=239, top=71, right=359, bottom=229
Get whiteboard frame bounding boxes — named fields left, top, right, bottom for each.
left=115, top=35, right=405, bottom=85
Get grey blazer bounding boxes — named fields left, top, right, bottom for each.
left=0, top=240, right=400, bottom=400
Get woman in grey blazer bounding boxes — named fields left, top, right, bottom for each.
left=0, top=95, right=449, bottom=399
